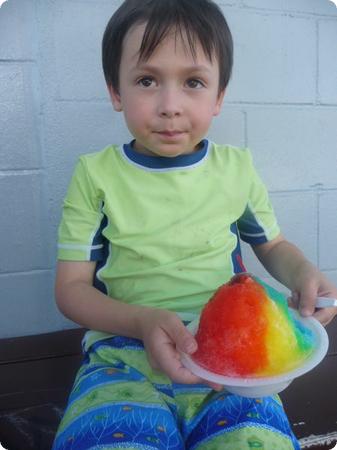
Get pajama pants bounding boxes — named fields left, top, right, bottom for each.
left=52, top=334, right=300, bottom=450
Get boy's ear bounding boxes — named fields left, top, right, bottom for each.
left=213, top=89, right=226, bottom=116
left=108, top=84, right=123, bottom=112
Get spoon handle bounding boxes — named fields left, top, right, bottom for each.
left=316, top=297, right=337, bottom=308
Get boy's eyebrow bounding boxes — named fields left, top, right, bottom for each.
left=132, top=63, right=213, bottom=75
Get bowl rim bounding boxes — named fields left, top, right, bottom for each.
left=181, top=308, right=329, bottom=387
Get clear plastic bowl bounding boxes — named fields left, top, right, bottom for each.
left=181, top=309, right=329, bottom=397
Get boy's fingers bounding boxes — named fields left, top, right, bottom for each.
left=298, top=282, right=317, bottom=317
left=146, top=353, right=160, bottom=371
left=172, top=366, right=203, bottom=384
left=289, top=291, right=299, bottom=307
left=205, top=381, right=223, bottom=391
left=150, top=319, right=224, bottom=389
left=313, top=307, right=337, bottom=326
left=165, top=317, right=197, bottom=354
left=155, top=341, right=200, bottom=384
left=287, top=294, right=297, bottom=310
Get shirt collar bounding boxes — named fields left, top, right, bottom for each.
left=122, top=139, right=209, bottom=170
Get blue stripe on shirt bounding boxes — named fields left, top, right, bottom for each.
left=237, top=205, right=268, bottom=244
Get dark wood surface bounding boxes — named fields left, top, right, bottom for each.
left=0, top=328, right=85, bottom=450
left=282, top=354, right=337, bottom=442
left=0, top=327, right=85, bottom=412
left=282, top=318, right=337, bottom=448
left=0, top=327, right=85, bottom=364
left=0, top=320, right=336, bottom=449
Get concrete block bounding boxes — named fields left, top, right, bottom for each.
left=0, top=0, right=37, bottom=60
left=217, top=0, right=241, bottom=5
left=319, top=191, right=337, bottom=270
left=53, top=1, right=117, bottom=100
left=318, top=20, right=337, bottom=104
left=0, top=173, right=48, bottom=273
left=207, top=107, right=245, bottom=147
left=224, top=10, right=316, bottom=103
left=242, top=0, right=337, bottom=15
left=44, top=101, right=131, bottom=189
left=0, top=62, right=26, bottom=104
left=241, top=191, right=318, bottom=277
left=0, top=63, right=41, bottom=170
left=272, top=192, right=318, bottom=263
left=246, top=107, right=337, bottom=191
left=322, top=270, right=337, bottom=288
left=0, top=271, right=76, bottom=338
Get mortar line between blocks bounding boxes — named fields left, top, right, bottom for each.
left=0, top=268, right=53, bottom=277
left=243, top=109, right=248, bottom=148
left=316, top=20, right=320, bottom=104
left=235, top=5, right=337, bottom=19
left=317, top=191, right=321, bottom=269
left=0, top=169, right=43, bottom=177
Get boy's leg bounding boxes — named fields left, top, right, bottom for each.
left=179, top=390, right=300, bottom=450
left=52, top=336, right=184, bottom=450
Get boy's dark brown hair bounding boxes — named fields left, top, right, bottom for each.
left=102, top=0, right=233, bottom=94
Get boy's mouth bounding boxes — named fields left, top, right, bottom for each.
left=155, top=130, right=185, bottom=138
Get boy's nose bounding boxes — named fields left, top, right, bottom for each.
left=157, top=88, right=183, bottom=118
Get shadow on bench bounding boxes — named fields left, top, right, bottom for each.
left=0, top=321, right=336, bottom=450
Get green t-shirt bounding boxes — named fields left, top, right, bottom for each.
left=58, top=140, right=280, bottom=348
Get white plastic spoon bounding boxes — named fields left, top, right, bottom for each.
left=316, top=297, right=337, bottom=308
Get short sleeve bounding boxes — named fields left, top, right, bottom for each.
left=57, top=157, right=106, bottom=261
left=237, top=151, right=280, bottom=245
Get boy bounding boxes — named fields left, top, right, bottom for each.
left=53, top=0, right=337, bottom=449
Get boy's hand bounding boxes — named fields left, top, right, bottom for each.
left=252, top=236, right=336, bottom=326
left=136, top=308, right=222, bottom=390
left=288, top=262, right=337, bottom=326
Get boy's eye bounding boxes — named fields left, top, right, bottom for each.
left=186, top=79, right=204, bottom=89
left=137, top=77, right=155, bottom=87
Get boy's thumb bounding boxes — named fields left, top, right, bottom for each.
left=184, top=338, right=198, bottom=354
left=170, top=320, right=198, bottom=354
left=298, top=285, right=316, bottom=317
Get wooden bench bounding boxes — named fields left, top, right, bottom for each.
left=0, top=328, right=84, bottom=450
left=0, top=321, right=336, bottom=450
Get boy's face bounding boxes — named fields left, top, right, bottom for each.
left=109, top=23, right=225, bottom=157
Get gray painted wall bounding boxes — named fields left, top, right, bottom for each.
left=0, top=0, right=336, bottom=338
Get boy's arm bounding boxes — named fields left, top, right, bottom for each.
left=252, top=234, right=337, bottom=325
left=55, top=261, right=221, bottom=389
left=55, top=260, right=152, bottom=338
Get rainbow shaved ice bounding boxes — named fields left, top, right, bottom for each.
left=192, top=274, right=315, bottom=378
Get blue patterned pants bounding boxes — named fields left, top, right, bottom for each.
left=52, top=335, right=300, bottom=450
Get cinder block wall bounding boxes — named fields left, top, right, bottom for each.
left=0, top=0, right=336, bottom=338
